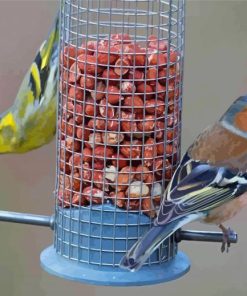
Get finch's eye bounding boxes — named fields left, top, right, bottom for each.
left=234, top=107, right=247, bottom=132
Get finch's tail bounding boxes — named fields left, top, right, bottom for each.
left=119, top=213, right=203, bottom=272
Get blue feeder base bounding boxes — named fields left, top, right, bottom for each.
left=40, top=246, right=190, bottom=286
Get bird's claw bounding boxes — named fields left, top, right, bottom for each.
left=221, top=227, right=235, bottom=253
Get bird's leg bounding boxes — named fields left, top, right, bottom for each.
left=219, top=224, right=235, bottom=253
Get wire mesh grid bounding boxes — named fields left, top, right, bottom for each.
left=55, top=0, right=185, bottom=267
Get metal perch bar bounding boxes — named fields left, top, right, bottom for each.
left=0, top=210, right=238, bottom=244
left=0, top=211, right=54, bottom=229
left=176, top=229, right=238, bottom=244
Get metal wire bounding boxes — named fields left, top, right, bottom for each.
left=56, top=0, right=185, bottom=267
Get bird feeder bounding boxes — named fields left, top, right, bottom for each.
left=0, top=0, right=238, bottom=287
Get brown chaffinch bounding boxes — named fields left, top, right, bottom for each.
left=120, top=95, right=247, bottom=272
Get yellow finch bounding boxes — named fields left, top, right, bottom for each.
left=0, top=13, right=59, bottom=153
left=120, top=95, right=247, bottom=272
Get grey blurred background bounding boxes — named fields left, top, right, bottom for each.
left=0, top=0, right=247, bottom=295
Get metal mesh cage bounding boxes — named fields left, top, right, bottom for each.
left=53, top=0, right=187, bottom=284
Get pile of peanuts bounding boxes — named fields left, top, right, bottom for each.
left=58, top=33, right=181, bottom=218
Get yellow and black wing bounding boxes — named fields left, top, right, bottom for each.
left=14, top=12, right=59, bottom=120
